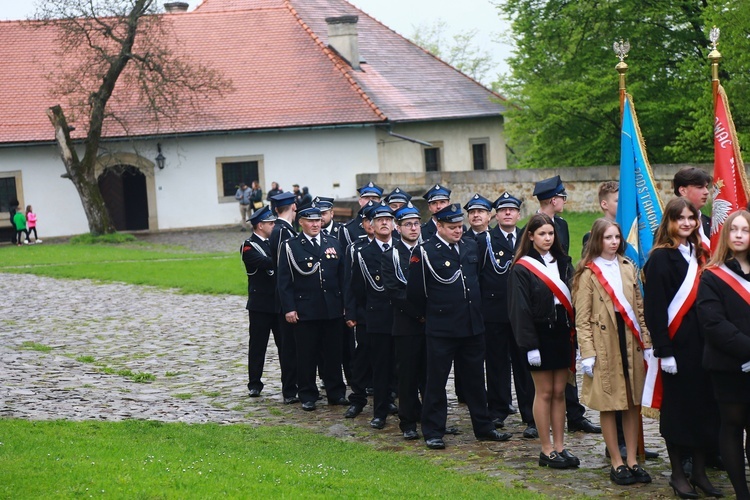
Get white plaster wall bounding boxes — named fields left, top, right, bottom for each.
left=375, top=117, right=506, bottom=173
left=0, top=126, right=379, bottom=238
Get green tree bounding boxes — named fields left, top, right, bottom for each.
left=36, top=0, right=228, bottom=234
left=498, top=0, right=750, bottom=168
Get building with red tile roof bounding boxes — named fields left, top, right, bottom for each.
left=0, top=0, right=507, bottom=237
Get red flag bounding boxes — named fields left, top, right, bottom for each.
left=711, top=84, right=750, bottom=248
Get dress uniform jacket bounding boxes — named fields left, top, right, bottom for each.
left=277, top=233, right=345, bottom=321
left=476, top=226, right=517, bottom=323
left=698, top=259, right=750, bottom=372
left=643, top=247, right=718, bottom=448
left=508, top=249, right=574, bottom=353
left=350, top=240, right=394, bottom=334
left=270, top=219, right=297, bottom=268
left=322, top=220, right=344, bottom=240
left=407, top=236, right=484, bottom=337
left=421, top=219, right=438, bottom=241
left=382, top=240, right=424, bottom=329
left=342, top=218, right=365, bottom=246
left=241, top=234, right=276, bottom=312
left=344, top=236, right=371, bottom=324
left=573, top=256, right=652, bottom=411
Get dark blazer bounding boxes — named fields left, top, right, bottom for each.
left=476, top=226, right=519, bottom=323
left=508, top=249, right=574, bottom=352
left=322, top=220, right=345, bottom=241
left=342, top=218, right=365, bottom=246
left=277, top=233, right=345, bottom=321
left=241, top=234, right=276, bottom=312
left=421, top=219, right=438, bottom=241
left=344, top=236, right=371, bottom=323
left=406, top=236, right=484, bottom=337
left=350, top=240, right=394, bottom=334
left=701, top=213, right=711, bottom=240
left=270, top=218, right=296, bottom=266
left=382, top=240, right=423, bottom=325
left=697, top=259, right=750, bottom=372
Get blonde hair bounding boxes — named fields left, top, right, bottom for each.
left=573, top=218, right=624, bottom=291
left=706, top=210, right=750, bottom=268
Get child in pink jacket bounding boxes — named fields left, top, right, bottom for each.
left=26, top=205, right=42, bottom=244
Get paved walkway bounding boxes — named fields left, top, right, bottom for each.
left=0, top=228, right=734, bottom=497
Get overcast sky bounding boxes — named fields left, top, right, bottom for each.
left=0, top=0, right=512, bottom=77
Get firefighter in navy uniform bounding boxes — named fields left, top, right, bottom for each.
left=241, top=206, right=280, bottom=398
left=476, top=192, right=537, bottom=438
left=342, top=182, right=383, bottom=245
left=420, top=184, right=452, bottom=241
left=316, top=196, right=345, bottom=240
left=463, top=193, right=492, bottom=239
left=381, top=202, right=427, bottom=440
left=350, top=203, right=398, bottom=429
left=277, top=205, right=349, bottom=411
left=268, top=191, right=299, bottom=404
left=407, top=203, right=512, bottom=449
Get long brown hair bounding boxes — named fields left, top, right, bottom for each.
left=573, top=218, right=625, bottom=291
left=651, top=197, right=706, bottom=263
left=706, top=210, right=750, bottom=268
left=512, top=213, right=565, bottom=265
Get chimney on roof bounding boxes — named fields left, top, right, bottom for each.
left=164, top=2, right=189, bottom=13
left=325, top=15, right=360, bottom=70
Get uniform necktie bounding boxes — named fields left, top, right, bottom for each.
left=323, top=228, right=329, bottom=235
left=449, top=243, right=459, bottom=255
left=507, top=232, right=514, bottom=248
left=311, top=237, right=319, bottom=252
left=382, top=243, right=389, bottom=252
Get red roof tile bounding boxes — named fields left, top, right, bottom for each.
left=0, top=0, right=504, bottom=145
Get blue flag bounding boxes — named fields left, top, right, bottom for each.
left=616, top=95, right=663, bottom=270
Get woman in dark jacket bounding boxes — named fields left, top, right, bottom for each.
left=508, top=213, right=578, bottom=469
left=698, top=210, right=750, bottom=500
left=644, top=197, right=720, bottom=498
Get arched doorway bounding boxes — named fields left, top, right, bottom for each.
left=98, top=165, right=149, bottom=231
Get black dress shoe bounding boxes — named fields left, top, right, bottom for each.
left=610, top=465, right=636, bottom=485
left=445, top=426, right=461, bottom=435
left=329, top=397, right=350, bottom=406
left=283, top=396, right=299, bottom=404
left=477, top=429, right=511, bottom=442
left=301, top=401, right=316, bottom=411
left=425, top=438, right=445, bottom=450
left=365, top=387, right=374, bottom=396
left=629, top=464, right=652, bottom=483
left=344, top=405, right=362, bottom=418
left=403, top=430, right=419, bottom=440
left=690, top=478, right=724, bottom=498
left=370, top=417, right=386, bottom=429
left=538, top=451, right=568, bottom=468
left=492, top=418, right=505, bottom=429
left=567, top=417, right=601, bottom=433
left=559, top=449, right=580, bottom=467
left=669, top=480, right=699, bottom=499
left=522, top=425, right=538, bottom=439
left=248, top=388, right=261, bottom=397
left=388, top=403, right=398, bottom=415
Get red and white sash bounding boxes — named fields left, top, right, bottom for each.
left=517, top=256, right=576, bottom=372
left=585, top=261, right=644, bottom=349
left=642, top=252, right=700, bottom=410
left=706, top=264, right=750, bottom=305
left=699, top=224, right=711, bottom=255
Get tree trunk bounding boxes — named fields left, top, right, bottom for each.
left=47, top=105, right=116, bottom=235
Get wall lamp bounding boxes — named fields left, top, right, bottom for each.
left=155, top=143, right=166, bottom=170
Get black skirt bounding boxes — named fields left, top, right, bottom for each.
left=529, top=305, right=573, bottom=371
left=711, top=371, right=750, bottom=404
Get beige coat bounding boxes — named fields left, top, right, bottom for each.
left=573, top=256, right=652, bottom=411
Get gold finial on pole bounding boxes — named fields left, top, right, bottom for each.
left=708, top=26, right=722, bottom=105
left=614, top=39, right=630, bottom=122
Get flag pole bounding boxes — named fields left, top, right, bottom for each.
left=708, top=27, right=722, bottom=108
left=614, top=40, right=630, bottom=123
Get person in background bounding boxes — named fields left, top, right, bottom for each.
left=508, top=213, right=579, bottom=469
left=644, top=197, right=720, bottom=498
left=13, top=207, right=28, bottom=246
left=573, top=219, right=652, bottom=486
left=343, top=182, right=383, bottom=245
left=8, top=198, right=19, bottom=244
left=463, top=193, right=492, bottom=238
left=673, top=166, right=712, bottom=253
left=420, top=184, right=452, bottom=241
left=698, top=210, right=750, bottom=500
left=25, top=205, right=41, bottom=244
left=235, top=182, right=252, bottom=232
left=267, top=181, right=282, bottom=202
left=250, top=180, right=263, bottom=213
left=582, top=181, right=619, bottom=252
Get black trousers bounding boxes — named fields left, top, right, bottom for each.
left=347, top=324, right=371, bottom=409
left=294, top=318, right=346, bottom=404
left=395, top=334, right=425, bottom=432
left=369, top=331, right=394, bottom=419
left=247, top=311, right=280, bottom=392
left=485, top=321, right=535, bottom=424
left=278, top=313, right=298, bottom=400
left=422, top=334, right=493, bottom=440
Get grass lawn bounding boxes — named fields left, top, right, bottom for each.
left=0, top=420, right=540, bottom=499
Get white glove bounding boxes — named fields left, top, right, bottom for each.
left=527, top=349, right=542, bottom=367
left=643, top=348, right=654, bottom=366
left=741, top=360, right=750, bottom=373
left=660, top=356, right=678, bottom=375
left=581, top=357, right=595, bottom=378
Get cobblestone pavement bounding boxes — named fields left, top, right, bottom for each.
left=0, top=228, right=734, bottom=497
